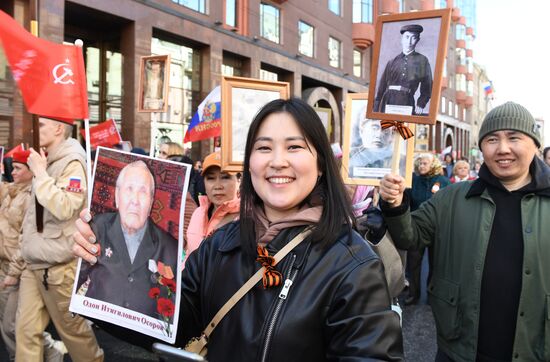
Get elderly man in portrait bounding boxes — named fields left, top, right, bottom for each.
left=374, top=24, right=433, bottom=116
left=77, top=161, right=177, bottom=319
left=349, top=116, right=394, bottom=177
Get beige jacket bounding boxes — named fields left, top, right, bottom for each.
left=21, top=138, right=87, bottom=269
left=0, top=182, right=31, bottom=278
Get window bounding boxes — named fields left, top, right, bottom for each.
left=434, top=0, right=447, bottom=9
left=222, top=52, right=244, bottom=77
left=456, top=74, right=466, bottom=92
left=456, top=24, right=466, bottom=41
left=352, top=0, right=373, bottom=23
left=353, top=50, right=362, bottom=77
left=260, top=3, right=280, bottom=43
left=328, top=37, right=341, bottom=68
left=441, top=96, right=446, bottom=113
left=456, top=48, right=466, bottom=65
left=171, top=0, right=206, bottom=13
left=398, top=0, right=404, bottom=12
left=298, top=21, right=314, bottom=57
left=455, top=104, right=459, bottom=118
left=467, top=80, right=474, bottom=96
left=449, top=101, right=453, bottom=116
left=328, top=0, right=340, bottom=15
left=260, top=69, right=278, bottom=81
left=225, top=0, right=237, bottom=27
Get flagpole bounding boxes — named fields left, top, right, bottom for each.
left=29, top=0, right=45, bottom=232
left=150, top=112, right=158, bottom=157
left=74, top=39, right=93, bottom=206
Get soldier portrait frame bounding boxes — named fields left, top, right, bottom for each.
left=221, top=76, right=290, bottom=173
left=70, top=147, right=191, bottom=343
left=138, top=54, right=171, bottom=113
left=367, top=9, right=451, bottom=125
left=342, top=93, right=414, bottom=187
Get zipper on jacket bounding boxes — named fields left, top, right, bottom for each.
left=260, top=254, right=297, bottom=362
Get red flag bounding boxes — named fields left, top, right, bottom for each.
left=0, top=10, right=88, bottom=119
left=79, top=119, right=122, bottom=149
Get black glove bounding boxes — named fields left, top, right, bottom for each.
left=357, top=205, right=387, bottom=244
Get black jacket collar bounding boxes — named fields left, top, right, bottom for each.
left=466, top=157, right=550, bottom=198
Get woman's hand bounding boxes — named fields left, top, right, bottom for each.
left=72, top=208, right=100, bottom=265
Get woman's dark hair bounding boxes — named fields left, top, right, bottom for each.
left=239, top=98, right=355, bottom=258
left=543, top=147, right=550, bottom=160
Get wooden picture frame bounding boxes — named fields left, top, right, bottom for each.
left=221, top=76, right=290, bottom=172
left=342, top=93, right=415, bottom=187
left=367, top=9, right=451, bottom=125
left=138, top=55, right=171, bottom=113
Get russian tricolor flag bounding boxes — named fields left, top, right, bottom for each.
left=184, top=86, right=221, bottom=143
left=484, top=82, right=493, bottom=96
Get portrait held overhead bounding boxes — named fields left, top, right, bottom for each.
left=138, top=55, right=171, bottom=113
left=71, top=148, right=190, bottom=342
left=367, top=9, right=451, bottom=125
left=341, top=93, right=414, bottom=187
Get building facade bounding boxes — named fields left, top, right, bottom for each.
left=0, top=0, right=487, bottom=162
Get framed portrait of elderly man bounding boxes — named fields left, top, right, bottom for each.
left=70, top=147, right=191, bottom=343
left=342, top=93, right=415, bottom=187
left=138, top=55, right=171, bottom=113
left=221, top=76, right=290, bottom=172
left=366, top=9, right=451, bottom=125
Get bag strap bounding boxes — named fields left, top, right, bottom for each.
left=202, top=227, right=313, bottom=338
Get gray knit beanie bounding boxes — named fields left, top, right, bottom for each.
left=478, top=102, right=541, bottom=148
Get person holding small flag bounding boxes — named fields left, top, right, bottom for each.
left=16, top=116, right=103, bottom=361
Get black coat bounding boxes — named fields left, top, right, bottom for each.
left=78, top=212, right=178, bottom=319
left=176, top=222, right=403, bottom=361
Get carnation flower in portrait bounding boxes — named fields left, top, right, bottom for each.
left=148, top=287, right=160, bottom=299
left=157, top=297, right=175, bottom=317
left=160, top=277, right=177, bottom=292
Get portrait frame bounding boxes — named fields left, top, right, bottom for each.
left=341, top=93, right=414, bottom=187
left=138, top=54, right=171, bottom=113
left=221, top=76, right=290, bottom=172
left=70, top=147, right=191, bottom=343
left=366, top=9, right=451, bottom=125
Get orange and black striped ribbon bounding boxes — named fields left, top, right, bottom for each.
left=380, top=120, right=415, bottom=140
left=256, top=246, right=282, bottom=289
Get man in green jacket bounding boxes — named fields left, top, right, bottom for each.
left=379, top=102, right=550, bottom=362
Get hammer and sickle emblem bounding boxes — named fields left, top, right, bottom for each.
left=52, top=63, right=75, bottom=85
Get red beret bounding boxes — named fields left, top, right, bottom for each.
left=12, top=150, right=31, bottom=164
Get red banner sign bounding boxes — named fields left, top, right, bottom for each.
left=80, top=119, right=122, bottom=149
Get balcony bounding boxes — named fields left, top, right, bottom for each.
left=466, top=73, right=474, bottom=81
left=456, top=39, right=466, bottom=49
left=352, top=23, right=375, bottom=49
left=456, top=64, right=467, bottom=74
left=465, top=96, right=473, bottom=107
left=458, top=16, right=467, bottom=26
left=466, top=27, right=475, bottom=36
left=456, top=90, right=466, bottom=104
left=466, top=49, right=473, bottom=57
left=441, top=76, right=448, bottom=89
left=380, top=0, right=399, bottom=14
left=420, top=0, right=434, bottom=10
left=452, top=7, right=460, bottom=22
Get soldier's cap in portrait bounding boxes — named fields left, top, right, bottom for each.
left=400, top=24, right=424, bottom=34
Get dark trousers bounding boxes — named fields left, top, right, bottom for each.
left=406, top=249, right=423, bottom=299
left=435, top=349, right=454, bottom=362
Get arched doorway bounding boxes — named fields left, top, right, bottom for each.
left=302, top=87, right=340, bottom=143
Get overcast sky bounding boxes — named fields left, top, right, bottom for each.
left=474, top=0, right=550, bottom=147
